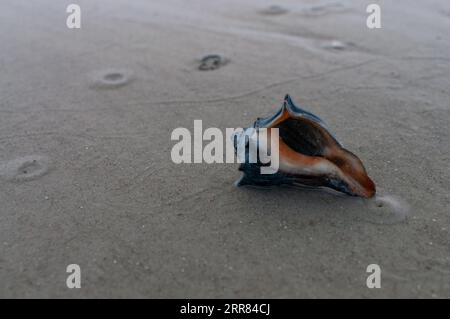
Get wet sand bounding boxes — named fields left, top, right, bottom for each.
left=0, top=0, right=449, bottom=298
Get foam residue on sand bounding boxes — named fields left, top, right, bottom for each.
left=358, top=194, right=411, bottom=225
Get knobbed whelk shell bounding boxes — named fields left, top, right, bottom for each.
left=234, top=95, right=376, bottom=198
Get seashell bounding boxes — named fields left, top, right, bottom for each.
left=234, top=95, right=376, bottom=198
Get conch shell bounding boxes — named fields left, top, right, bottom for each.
left=234, top=95, right=376, bottom=198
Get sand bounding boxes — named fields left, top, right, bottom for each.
left=0, top=0, right=449, bottom=298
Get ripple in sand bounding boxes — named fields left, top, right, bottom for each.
left=440, top=9, right=450, bottom=18
left=198, top=55, right=228, bottom=71
left=260, top=5, right=289, bottom=16
left=358, top=195, right=410, bottom=225
left=321, top=40, right=354, bottom=52
left=300, top=2, right=347, bottom=17
left=91, top=69, right=133, bottom=89
left=0, top=155, right=50, bottom=182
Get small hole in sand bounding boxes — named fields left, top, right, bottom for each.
left=91, top=69, right=133, bottom=89
left=19, top=160, right=42, bottom=176
left=359, top=195, right=410, bottom=225
left=198, top=55, right=228, bottom=71
left=261, top=5, right=289, bottom=15
left=104, top=73, right=124, bottom=82
left=0, top=155, right=50, bottom=182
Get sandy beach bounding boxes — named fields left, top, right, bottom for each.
left=0, top=0, right=449, bottom=298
